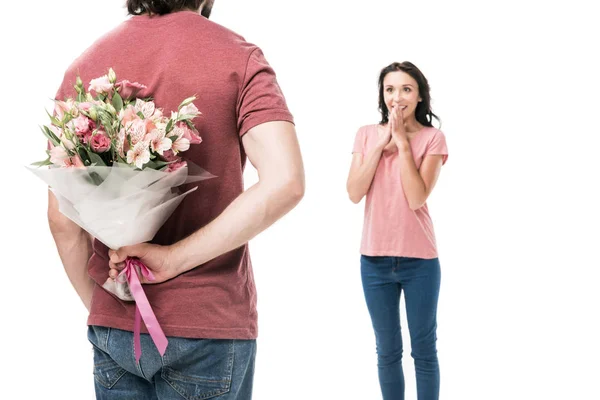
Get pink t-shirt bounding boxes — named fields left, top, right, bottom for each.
left=55, top=11, right=293, bottom=340
left=352, top=124, right=448, bottom=259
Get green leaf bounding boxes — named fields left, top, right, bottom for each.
left=41, top=125, right=61, bottom=146
left=31, top=157, right=53, bottom=167
left=152, top=159, right=171, bottom=168
left=77, top=148, right=91, bottom=166
left=87, top=150, right=107, bottom=167
left=166, top=119, right=173, bottom=133
left=144, top=159, right=171, bottom=170
left=45, top=109, right=62, bottom=127
left=137, top=111, right=145, bottom=119
left=143, top=160, right=157, bottom=169
left=177, top=114, right=197, bottom=121
left=112, top=93, right=124, bottom=113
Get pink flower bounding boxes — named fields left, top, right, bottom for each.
left=120, top=105, right=137, bottom=126
left=116, top=80, right=147, bottom=99
left=160, top=149, right=178, bottom=162
left=126, top=140, right=151, bottom=169
left=73, top=115, right=92, bottom=135
left=166, top=160, right=187, bottom=173
left=88, top=75, right=113, bottom=94
left=70, top=115, right=95, bottom=144
left=49, top=146, right=68, bottom=166
left=64, top=155, right=85, bottom=168
left=176, top=122, right=202, bottom=144
left=145, top=119, right=157, bottom=136
left=78, top=102, right=94, bottom=112
left=48, top=125, right=75, bottom=150
left=90, top=132, right=111, bottom=153
left=54, top=100, right=75, bottom=120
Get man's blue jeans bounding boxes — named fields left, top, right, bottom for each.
left=88, top=326, right=256, bottom=399
left=361, top=255, right=441, bottom=400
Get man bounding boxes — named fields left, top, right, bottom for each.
left=47, top=0, right=305, bottom=398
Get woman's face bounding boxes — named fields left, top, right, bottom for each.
left=382, top=71, right=421, bottom=120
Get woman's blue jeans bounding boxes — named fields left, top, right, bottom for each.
left=361, top=255, right=441, bottom=400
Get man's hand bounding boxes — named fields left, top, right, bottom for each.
left=108, top=243, right=178, bottom=284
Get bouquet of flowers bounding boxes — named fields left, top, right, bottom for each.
left=29, top=68, right=214, bottom=360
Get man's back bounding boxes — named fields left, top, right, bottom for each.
left=57, top=10, right=293, bottom=339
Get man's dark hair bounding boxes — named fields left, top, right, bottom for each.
left=126, top=0, right=203, bottom=16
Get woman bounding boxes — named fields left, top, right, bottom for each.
left=347, top=61, right=448, bottom=400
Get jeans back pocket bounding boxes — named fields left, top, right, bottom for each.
left=161, top=338, right=234, bottom=400
left=92, top=344, right=128, bottom=389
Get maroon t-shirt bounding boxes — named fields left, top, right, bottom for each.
left=56, top=11, right=293, bottom=339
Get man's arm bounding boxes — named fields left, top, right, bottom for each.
left=47, top=190, right=95, bottom=310
left=109, top=121, right=305, bottom=282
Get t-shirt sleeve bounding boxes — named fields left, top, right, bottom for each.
left=237, top=48, right=294, bottom=136
left=352, top=126, right=366, bottom=154
left=425, top=129, right=448, bottom=165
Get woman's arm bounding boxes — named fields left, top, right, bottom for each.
left=395, top=143, right=444, bottom=210
left=347, top=127, right=390, bottom=203
left=389, top=107, right=444, bottom=210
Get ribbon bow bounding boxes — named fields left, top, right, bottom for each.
left=117, top=257, right=168, bottom=362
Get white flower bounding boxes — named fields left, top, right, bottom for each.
left=88, top=75, right=113, bottom=94
left=116, top=128, right=127, bottom=158
left=169, top=126, right=190, bottom=153
left=141, top=102, right=155, bottom=119
left=151, top=108, right=163, bottom=121
left=134, top=99, right=155, bottom=119
left=127, top=119, right=147, bottom=145
left=134, top=99, right=145, bottom=113
left=149, top=129, right=172, bottom=155
left=108, top=68, right=116, bottom=84
left=126, top=140, right=151, bottom=169
left=179, top=103, right=200, bottom=117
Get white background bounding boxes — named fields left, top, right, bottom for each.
left=1, top=0, right=599, bottom=399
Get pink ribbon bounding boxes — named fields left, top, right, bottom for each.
left=117, top=257, right=168, bottom=363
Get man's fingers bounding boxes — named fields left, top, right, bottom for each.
left=109, top=268, right=120, bottom=280
left=109, top=244, right=146, bottom=264
left=108, top=260, right=125, bottom=271
left=109, top=248, right=128, bottom=264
